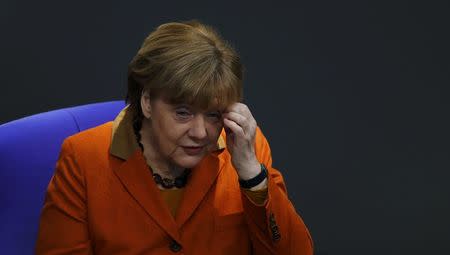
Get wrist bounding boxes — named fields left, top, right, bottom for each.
left=236, top=160, right=261, bottom=180
left=238, top=163, right=268, bottom=190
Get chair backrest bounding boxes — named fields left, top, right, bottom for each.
left=0, top=100, right=125, bottom=254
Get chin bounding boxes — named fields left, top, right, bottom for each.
left=174, top=155, right=206, bottom=169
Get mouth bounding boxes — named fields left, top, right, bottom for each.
left=181, top=146, right=205, bottom=155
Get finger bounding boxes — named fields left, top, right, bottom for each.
left=225, top=103, right=257, bottom=134
left=225, top=102, right=242, bottom=112
left=223, top=112, right=248, bottom=129
left=226, top=102, right=251, bottom=117
left=223, top=118, right=245, bottom=138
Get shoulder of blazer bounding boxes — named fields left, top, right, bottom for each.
left=63, top=121, right=113, bottom=159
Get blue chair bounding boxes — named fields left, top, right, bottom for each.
left=0, top=100, right=125, bottom=254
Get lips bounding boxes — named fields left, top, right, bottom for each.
left=182, top=146, right=205, bottom=155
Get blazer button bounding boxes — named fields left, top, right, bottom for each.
left=169, top=240, right=182, bottom=252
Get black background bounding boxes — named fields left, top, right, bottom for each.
left=1, top=0, right=449, bottom=254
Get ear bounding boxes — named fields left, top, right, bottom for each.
left=140, top=90, right=152, bottom=118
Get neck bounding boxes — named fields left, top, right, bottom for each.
left=139, top=119, right=185, bottom=178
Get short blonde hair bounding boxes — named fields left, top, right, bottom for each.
left=126, top=20, right=243, bottom=119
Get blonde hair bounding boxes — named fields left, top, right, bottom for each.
left=126, top=20, right=243, bottom=120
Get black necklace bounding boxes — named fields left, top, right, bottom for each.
left=152, top=169, right=191, bottom=189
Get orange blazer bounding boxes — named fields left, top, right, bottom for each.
left=36, top=108, right=313, bottom=255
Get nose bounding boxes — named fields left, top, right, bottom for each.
left=188, top=115, right=207, bottom=140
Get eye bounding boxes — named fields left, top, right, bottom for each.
left=175, top=107, right=193, bottom=120
left=206, top=111, right=222, bottom=121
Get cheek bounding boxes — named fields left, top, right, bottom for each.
left=156, top=122, right=184, bottom=150
left=165, top=128, right=185, bottom=146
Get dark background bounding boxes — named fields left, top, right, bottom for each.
left=1, top=0, right=449, bottom=254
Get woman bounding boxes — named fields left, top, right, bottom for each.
left=36, top=21, right=313, bottom=254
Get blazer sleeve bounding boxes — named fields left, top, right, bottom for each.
left=35, top=138, right=93, bottom=255
left=241, top=127, right=314, bottom=255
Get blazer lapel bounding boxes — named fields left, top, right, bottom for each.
left=175, top=152, right=223, bottom=227
left=113, top=150, right=180, bottom=242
